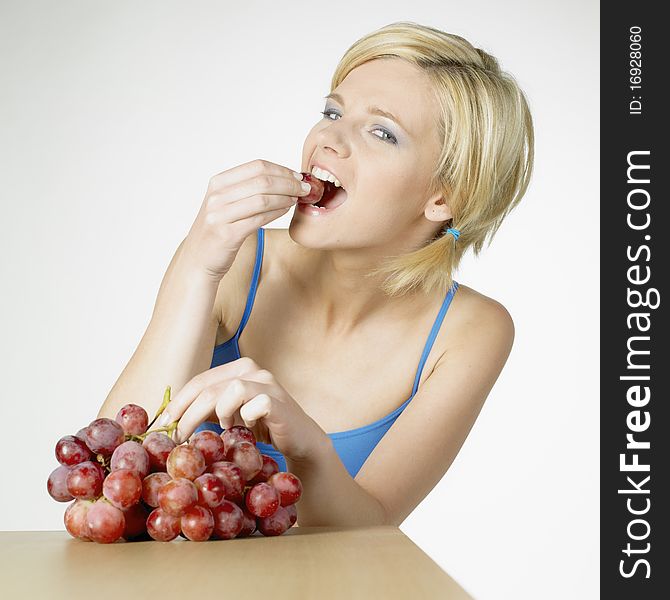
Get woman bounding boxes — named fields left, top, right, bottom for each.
left=98, top=22, right=534, bottom=528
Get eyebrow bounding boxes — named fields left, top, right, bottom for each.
left=324, top=92, right=409, bottom=135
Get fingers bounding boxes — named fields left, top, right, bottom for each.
left=214, top=380, right=275, bottom=431
left=208, top=159, right=304, bottom=195
left=214, top=379, right=246, bottom=432
left=161, top=358, right=258, bottom=426
left=215, top=370, right=275, bottom=430
left=208, top=174, right=311, bottom=209
left=174, top=384, right=226, bottom=444
left=201, top=159, right=310, bottom=235
left=239, top=394, right=273, bottom=429
left=254, top=369, right=275, bottom=383
left=230, top=206, right=295, bottom=232
left=205, top=195, right=298, bottom=228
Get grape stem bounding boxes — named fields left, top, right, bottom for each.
left=129, top=420, right=179, bottom=443
left=96, top=453, right=110, bottom=471
left=121, top=386, right=182, bottom=444
left=146, top=385, right=172, bottom=430
left=166, top=420, right=179, bottom=442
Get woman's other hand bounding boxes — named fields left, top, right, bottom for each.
left=159, top=357, right=329, bottom=462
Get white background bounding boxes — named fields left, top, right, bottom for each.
left=0, top=1, right=599, bottom=598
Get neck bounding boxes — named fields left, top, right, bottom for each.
left=291, top=243, right=428, bottom=336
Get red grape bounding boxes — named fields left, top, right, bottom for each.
left=268, top=472, right=303, bottom=506
left=180, top=505, right=214, bottom=541
left=142, top=472, right=171, bottom=508
left=222, top=425, right=256, bottom=454
left=225, top=441, right=262, bottom=481
left=50, top=415, right=298, bottom=542
left=48, top=465, right=74, bottom=502
left=194, top=473, right=225, bottom=509
left=237, top=507, right=257, bottom=537
left=115, top=404, right=149, bottom=436
left=102, top=469, right=142, bottom=509
left=142, top=432, right=176, bottom=472
left=211, top=500, right=244, bottom=540
left=64, top=499, right=92, bottom=539
left=248, top=454, right=280, bottom=484
left=110, top=441, right=150, bottom=478
left=257, top=505, right=292, bottom=537
left=207, top=461, right=246, bottom=504
left=166, top=445, right=206, bottom=481
left=245, top=482, right=280, bottom=518
left=86, top=499, right=125, bottom=543
left=284, top=503, right=298, bottom=527
left=55, top=435, right=93, bottom=467
left=158, top=477, right=198, bottom=517
left=190, top=430, right=225, bottom=465
left=66, top=461, right=105, bottom=499
left=146, top=507, right=180, bottom=542
left=85, top=418, right=125, bottom=455
left=75, top=428, right=90, bottom=445
left=122, top=502, right=150, bottom=540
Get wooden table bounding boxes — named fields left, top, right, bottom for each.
left=0, top=527, right=471, bottom=599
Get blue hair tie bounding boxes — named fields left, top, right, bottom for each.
left=444, top=227, right=461, bottom=241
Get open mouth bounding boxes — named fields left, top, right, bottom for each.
left=296, top=172, right=348, bottom=213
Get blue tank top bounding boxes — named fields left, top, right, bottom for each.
left=194, top=227, right=459, bottom=478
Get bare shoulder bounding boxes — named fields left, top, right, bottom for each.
left=443, top=283, right=515, bottom=357
left=355, top=283, right=516, bottom=523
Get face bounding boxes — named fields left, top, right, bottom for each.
left=291, top=57, right=448, bottom=248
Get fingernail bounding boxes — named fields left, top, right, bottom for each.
left=158, top=412, right=170, bottom=427
left=293, top=172, right=304, bottom=180
left=301, top=182, right=311, bottom=192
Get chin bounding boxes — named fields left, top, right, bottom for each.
left=288, top=218, right=343, bottom=251
left=287, top=218, right=319, bottom=247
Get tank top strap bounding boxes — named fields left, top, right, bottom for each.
left=409, top=281, right=460, bottom=396
left=233, top=227, right=265, bottom=340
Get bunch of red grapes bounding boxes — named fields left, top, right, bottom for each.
left=47, top=402, right=302, bottom=543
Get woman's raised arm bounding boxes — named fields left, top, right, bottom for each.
left=97, top=159, right=310, bottom=420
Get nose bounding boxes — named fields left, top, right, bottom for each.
left=314, top=119, right=349, bottom=157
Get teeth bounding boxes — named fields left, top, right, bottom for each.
left=311, top=166, right=342, bottom=188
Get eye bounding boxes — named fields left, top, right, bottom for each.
left=319, top=109, right=398, bottom=145
left=320, top=109, right=339, bottom=121
left=373, top=128, right=398, bottom=144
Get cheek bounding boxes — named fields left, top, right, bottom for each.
left=357, top=169, right=415, bottom=203
left=353, top=180, right=412, bottom=224
left=352, top=172, right=424, bottom=226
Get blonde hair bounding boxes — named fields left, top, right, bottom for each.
left=330, top=22, right=534, bottom=297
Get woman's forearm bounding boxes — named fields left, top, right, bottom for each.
left=286, top=438, right=389, bottom=527
left=98, top=239, right=222, bottom=420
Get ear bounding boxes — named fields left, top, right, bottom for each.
left=424, top=192, right=452, bottom=224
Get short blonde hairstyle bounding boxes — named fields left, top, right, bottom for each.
left=330, top=22, right=534, bottom=297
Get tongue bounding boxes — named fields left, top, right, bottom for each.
left=318, top=184, right=347, bottom=209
